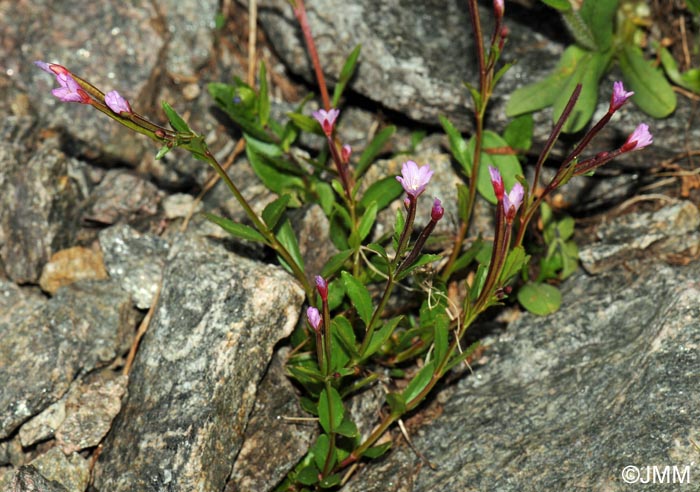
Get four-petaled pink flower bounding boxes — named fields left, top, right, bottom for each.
left=621, top=123, right=653, bottom=152
left=312, top=108, right=340, bottom=137
left=503, top=182, right=524, bottom=223
left=306, top=306, right=322, bottom=332
left=35, top=60, right=90, bottom=104
left=609, top=81, right=634, bottom=112
left=105, top=90, right=132, bottom=114
left=52, top=72, right=90, bottom=104
left=431, top=198, right=444, bottom=222
left=396, top=160, right=433, bottom=198
left=489, top=166, right=523, bottom=222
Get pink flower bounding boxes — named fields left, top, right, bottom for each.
left=621, top=123, right=653, bottom=152
left=312, top=108, right=340, bottom=137
left=503, top=182, right=524, bottom=223
left=431, top=198, right=444, bottom=222
left=488, top=165, right=505, bottom=200
left=314, top=275, right=328, bottom=302
left=35, top=61, right=89, bottom=104
left=307, top=306, right=322, bottom=332
left=396, top=160, right=433, bottom=198
left=105, top=90, right=132, bottom=114
left=52, top=72, right=90, bottom=104
left=609, top=81, right=634, bottom=112
left=34, top=60, right=69, bottom=77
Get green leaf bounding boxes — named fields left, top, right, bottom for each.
left=204, top=213, right=267, bottom=243
left=319, top=474, right=342, bottom=488
left=162, top=101, right=191, bottom=133
left=456, top=183, right=470, bottom=223
left=287, top=363, right=325, bottom=385
left=444, top=340, right=480, bottom=372
left=297, top=463, right=320, bottom=486
left=262, top=194, right=290, bottom=229
left=517, top=282, right=562, bottom=315
left=499, top=245, right=528, bottom=284
left=359, top=176, right=403, bottom=211
left=362, top=442, right=392, bottom=459
left=288, top=112, right=324, bottom=134
left=315, top=180, right=335, bottom=216
left=432, top=316, right=449, bottom=365
left=619, top=45, right=677, bottom=118
left=246, top=134, right=283, bottom=158
left=658, top=45, right=700, bottom=93
left=276, top=219, right=305, bottom=273
left=385, top=392, right=406, bottom=416
left=327, top=278, right=345, bottom=311
left=321, top=249, right=354, bottom=278
left=439, top=115, right=470, bottom=171
left=402, top=360, right=435, bottom=405
left=340, top=271, right=373, bottom=327
left=208, top=82, right=273, bottom=142
left=257, top=62, right=270, bottom=127
left=334, top=418, right=358, bottom=437
left=246, top=143, right=304, bottom=194
left=356, top=201, right=378, bottom=244
left=362, top=316, right=401, bottom=360
left=312, top=434, right=331, bottom=470
left=355, top=126, right=396, bottom=178
left=506, top=45, right=585, bottom=117
left=503, top=114, right=533, bottom=152
left=332, top=44, right=362, bottom=107
left=155, top=145, right=171, bottom=160
left=396, top=253, right=442, bottom=280
left=471, top=131, right=524, bottom=204
left=318, top=387, right=344, bottom=433
left=579, top=0, right=618, bottom=52
left=561, top=8, right=596, bottom=51
left=332, top=315, right=359, bottom=359
left=539, top=0, right=571, bottom=9
left=553, top=49, right=612, bottom=133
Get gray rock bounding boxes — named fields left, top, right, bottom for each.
left=159, top=0, right=218, bottom=77
left=0, top=144, right=84, bottom=284
left=6, top=0, right=163, bottom=165
left=253, top=0, right=561, bottom=129
left=0, top=280, right=138, bottom=439
left=94, top=234, right=305, bottom=492
left=227, top=350, right=317, bottom=492
left=580, top=200, right=700, bottom=274
left=24, top=448, right=89, bottom=492
left=55, top=374, right=128, bottom=455
left=19, top=401, right=66, bottom=449
left=83, top=170, right=162, bottom=225
left=6, top=465, right=68, bottom=492
left=342, top=260, right=700, bottom=491
left=99, top=224, right=170, bottom=309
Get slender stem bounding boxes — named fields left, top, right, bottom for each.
left=202, top=151, right=314, bottom=299
left=321, top=381, right=338, bottom=477
left=292, top=0, right=331, bottom=110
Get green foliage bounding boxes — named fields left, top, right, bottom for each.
left=507, top=0, right=687, bottom=131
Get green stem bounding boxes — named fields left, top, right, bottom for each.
left=202, top=150, right=314, bottom=299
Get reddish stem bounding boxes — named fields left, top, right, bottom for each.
left=292, top=0, right=331, bottom=110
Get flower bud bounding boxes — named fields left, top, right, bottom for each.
left=431, top=198, right=444, bottom=222
left=307, top=306, right=322, bottom=332
left=315, top=275, right=328, bottom=302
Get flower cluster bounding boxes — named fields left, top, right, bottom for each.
left=35, top=60, right=132, bottom=115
